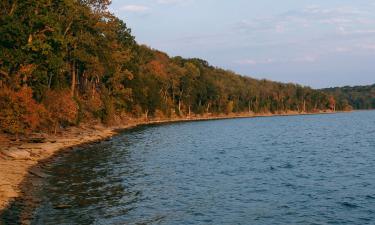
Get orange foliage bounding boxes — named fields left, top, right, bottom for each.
left=43, top=90, right=78, bottom=129
left=132, top=104, right=143, bottom=118
left=86, top=94, right=103, bottom=114
left=80, top=91, right=104, bottom=121
left=154, top=109, right=165, bottom=119
left=329, top=96, right=336, bottom=111
left=18, top=64, right=36, bottom=84
left=19, top=64, right=36, bottom=75
left=149, top=60, right=167, bottom=78
left=0, top=86, right=47, bottom=134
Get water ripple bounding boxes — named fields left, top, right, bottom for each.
left=3, top=111, right=375, bottom=225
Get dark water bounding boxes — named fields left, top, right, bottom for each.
left=5, top=111, right=375, bottom=224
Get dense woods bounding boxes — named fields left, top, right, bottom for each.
left=322, top=85, right=375, bottom=110
left=0, top=0, right=339, bottom=135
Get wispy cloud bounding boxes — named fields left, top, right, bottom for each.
left=236, top=58, right=274, bottom=65
left=117, top=0, right=191, bottom=14
left=235, top=4, right=375, bottom=35
left=156, top=0, right=194, bottom=6
left=120, top=4, right=150, bottom=13
left=358, top=43, right=375, bottom=51
left=156, top=0, right=184, bottom=4
left=232, top=3, right=375, bottom=62
left=293, top=55, right=317, bottom=63
left=236, top=55, right=318, bottom=66
left=335, top=47, right=352, bottom=53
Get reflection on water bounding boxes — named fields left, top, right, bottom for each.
left=3, top=111, right=375, bottom=224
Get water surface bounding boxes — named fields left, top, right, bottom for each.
left=5, top=111, right=375, bottom=224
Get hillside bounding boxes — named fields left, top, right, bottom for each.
left=0, top=0, right=336, bottom=135
left=322, top=84, right=375, bottom=110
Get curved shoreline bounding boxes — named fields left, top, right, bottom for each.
left=0, top=111, right=337, bottom=215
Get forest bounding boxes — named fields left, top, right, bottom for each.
left=322, top=85, right=375, bottom=110
left=0, top=0, right=342, bottom=135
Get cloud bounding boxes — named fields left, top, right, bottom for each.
left=235, top=4, right=375, bottom=36
left=301, top=5, right=364, bottom=16
left=235, top=18, right=288, bottom=34
left=120, top=4, right=150, bottom=13
left=117, top=0, right=190, bottom=14
left=335, top=47, right=352, bottom=53
left=331, top=44, right=375, bottom=54
left=232, top=3, right=375, bottom=60
left=358, top=44, right=375, bottom=51
left=236, top=55, right=318, bottom=65
left=156, top=0, right=184, bottom=4
left=292, top=55, right=317, bottom=63
left=155, top=0, right=194, bottom=7
left=236, top=58, right=274, bottom=65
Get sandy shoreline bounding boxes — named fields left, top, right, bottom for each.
left=0, top=111, right=336, bottom=214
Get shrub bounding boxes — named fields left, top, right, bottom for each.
left=154, top=109, right=165, bottom=119
left=43, top=90, right=78, bottom=133
left=132, top=104, right=143, bottom=118
left=77, top=92, right=104, bottom=123
left=101, top=95, right=116, bottom=125
left=85, top=93, right=104, bottom=118
left=226, top=101, right=234, bottom=114
left=0, top=86, right=47, bottom=134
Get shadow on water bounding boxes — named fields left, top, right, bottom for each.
left=0, top=161, right=44, bottom=225
left=0, top=123, right=168, bottom=225
left=0, top=144, right=80, bottom=225
left=0, top=134, right=133, bottom=225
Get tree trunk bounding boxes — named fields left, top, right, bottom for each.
left=92, top=80, right=96, bottom=98
left=28, top=34, right=33, bottom=44
left=71, top=61, right=76, bottom=97
left=206, top=102, right=211, bottom=113
left=9, top=1, right=17, bottom=16
left=48, top=73, right=53, bottom=89
left=172, top=86, right=175, bottom=104
left=54, top=122, right=58, bottom=135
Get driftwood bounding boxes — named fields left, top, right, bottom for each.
left=25, top=137, right=47, bottom=144
left=54, top=204, right=72, bottom=209
left=28, top=168, right=49, bottom=178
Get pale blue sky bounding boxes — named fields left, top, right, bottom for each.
left=110, top=0, right=375, bottom=88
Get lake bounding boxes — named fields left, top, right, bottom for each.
left=3, top=111, right=375, bottom=224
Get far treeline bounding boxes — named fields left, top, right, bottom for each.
left=0, top=0, right=346, bottom=135
left=322, top=85, right=375, bottom=110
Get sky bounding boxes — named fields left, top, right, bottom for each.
left=110, top=0, right=375, bottom=88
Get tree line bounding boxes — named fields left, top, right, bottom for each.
left=0, top=0, right=337, bottom=135
left=322, top=85, right=375, bottom=110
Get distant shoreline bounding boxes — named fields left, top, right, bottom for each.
left=353, top=109, right=375, bottom=112
left=0, top=110, right=340, bottom=217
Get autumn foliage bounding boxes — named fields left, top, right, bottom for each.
left=0, top=0, right=346, bottom=136
left=43, top=90, right=78, bottom=132
left=0, top=87, right=47, bottom=134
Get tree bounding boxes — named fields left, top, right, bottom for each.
left=329, top=96, right=336, bottom=111
left=0, top=87, right=47, bottom=135
left=0, top=0, right=340, bottom=135
left=43, top=90, right=78, bottom=133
